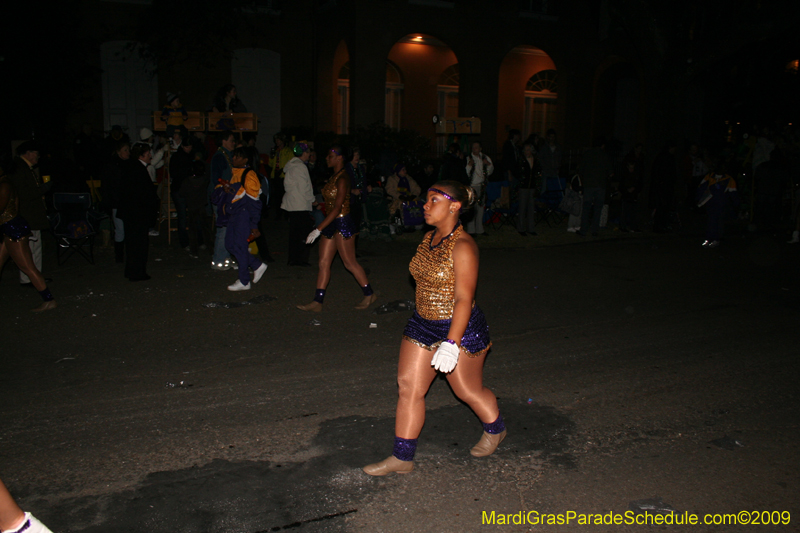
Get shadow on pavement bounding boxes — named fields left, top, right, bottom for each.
left=56, top=402, right=573, bottom=533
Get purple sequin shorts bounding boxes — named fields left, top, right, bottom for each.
left=0, top=216, right=32, bottom=241
left=321, top=214, right=358, bottom=239
left=402, top=305, right=491, bottom=357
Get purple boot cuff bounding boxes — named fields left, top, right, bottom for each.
left=482, top=413, right=505, bottom=435
left=392, top=436, right=418, bottom=462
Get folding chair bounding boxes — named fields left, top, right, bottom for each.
left=50, top=193, right=107, bottom=265
left=360, top=186, right=393, bottom=241
left=484, top=180, right=517, bottom=230
left=536, top=177, right=567, bottom=227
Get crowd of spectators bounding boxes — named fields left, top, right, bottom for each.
left=3, top=88, right=800, bottom=292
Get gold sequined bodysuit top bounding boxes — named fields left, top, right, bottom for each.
left=321, top=169, right=350, bottom=217
left=409, top=223, right=465, bottom=320
left=0, top=177, right=19, bottom=225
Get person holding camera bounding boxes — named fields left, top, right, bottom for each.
left=464, top=141, right=493, bottom=236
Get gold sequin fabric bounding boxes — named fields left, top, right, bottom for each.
left=322, top=169, right=350, bottom=217
left=409, top=223, right=464, bottom=320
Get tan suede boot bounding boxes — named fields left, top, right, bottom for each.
left=363, top=456, right=414, bottom=476
left=355, top=293, right=378, bottom=310
left=296, top=301, right=323, bottom=312
left=31, top=300, right=57, bottom=312
left=470, top=429, right=507, bottom=457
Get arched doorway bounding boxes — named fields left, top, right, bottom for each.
left=497, top=45, right=557, bottom=150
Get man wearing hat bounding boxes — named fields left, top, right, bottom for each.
left=102, top=125, right=130, bottom=166
left=8, top=141, right=51, bottom=285
left=139, top=128, right=167, bottom=182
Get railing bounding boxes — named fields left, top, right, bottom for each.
left=151, top=112, right=258, bottom=133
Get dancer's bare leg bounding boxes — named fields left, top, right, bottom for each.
left=4, top=237, right=46, bottom=291
left=395, top=340, right=438, bottom=439
left=315, top=236, right=338, bottom=289
left=335, top=234, right=369, bottom=286
left=446, top=350, right=499, bottom=424
left=0, top=479, right=25, bottom=531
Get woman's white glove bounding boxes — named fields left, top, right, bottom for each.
left=306, top=228, right=321, bottom=244
left=431, top=341, right=460, bottom=373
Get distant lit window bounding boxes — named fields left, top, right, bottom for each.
left=337, top=62, right=350, bottom=134
left=526, top=69, right=558, bottom=93
left=436, top=64, right=459, bottom=155
left=386, top=62, right=404, bottom=130
left=437, top=64, right=459, bottom=118
left=524, top=70, right=558, bottom=140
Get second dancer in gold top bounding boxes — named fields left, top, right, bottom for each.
left=298, top=145, right=377, bottom=312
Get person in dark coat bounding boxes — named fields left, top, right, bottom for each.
left=502, top=129, right=522, bottom=183
left=117, top=143, right=159, bottom=281
left=179, top=161, right=212, bottom=258
left=7, top=141, right=51, bottom=285
left=576, top=137, right=613, bottom=236
left=169, top=133, right=195, bottom=249
left=517, top=142, right=541, bottom=235
left=101, top=141, right=131, bottom=263
left=618, top=160, right=643, bottom=232
left=440, top=143, right=468, bottom=185
left=649, top=142, right=678, bottom=233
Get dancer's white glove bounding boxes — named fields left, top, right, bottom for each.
left=306, top=228, right=321, bottom=244
left=431, top=340, right=460, bottom=373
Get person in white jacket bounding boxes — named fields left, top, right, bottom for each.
left=464, top=141, right=493, bottom=235
left=281, top=142, right=316, bottom=266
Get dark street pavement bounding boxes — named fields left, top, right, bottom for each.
left=1, top=220, right=798, bottom=532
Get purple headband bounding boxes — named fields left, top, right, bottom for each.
left=428, top=187, right=463, bottom=213
left=329, top=148, right=342, bottom=156
left=428, top=187, right=455, bottom=201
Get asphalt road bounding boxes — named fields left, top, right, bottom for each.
left=1, top=221, right=798, bottom=533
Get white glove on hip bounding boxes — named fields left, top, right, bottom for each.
left=431, top=341, right=460, bottom=373
left=306, top=228, right=321, bottom=244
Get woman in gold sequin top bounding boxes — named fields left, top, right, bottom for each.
left=0, top=169, right=57, bottom=311
left=363, top=181, right=505, bottom=476
left=298, top=145, right=377, bottom=312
